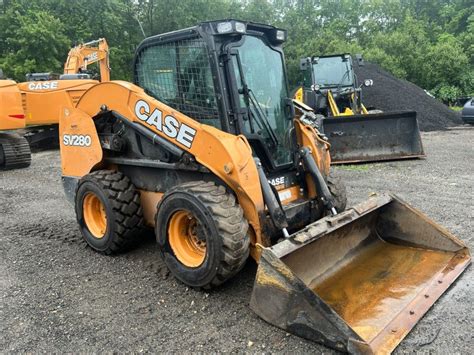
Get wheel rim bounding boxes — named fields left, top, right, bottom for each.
left=168, top=210, right=206, bottom=268
left=83, top=192, right=107, bottom=239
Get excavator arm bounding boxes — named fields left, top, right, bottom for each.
left=63, top=38, right=110, bottom=81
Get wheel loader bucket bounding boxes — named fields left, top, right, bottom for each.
left=250, top=194, right=470, bottom=354
left=322, top=111, right=425, bottom=164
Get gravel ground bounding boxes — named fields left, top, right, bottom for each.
left=1, top=127, right=472, bottom=353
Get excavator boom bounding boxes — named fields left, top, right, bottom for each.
left=63, top=38, right=110, bottom=81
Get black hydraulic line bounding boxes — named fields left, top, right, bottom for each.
left=254, top=158, right=289, bottom=236
left=300, top=147, right=337, bottom=215
left=111, top=111, right=184, bottom=158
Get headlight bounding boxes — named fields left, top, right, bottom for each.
left=235, top=22, right=246, bottom=33
left=217, top=22, right=233, bottom=34
left=276, top=30, right=286, bottom=41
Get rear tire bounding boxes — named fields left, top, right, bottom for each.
left=328, top=174, right=347, bottom=212
left=156, top=181, right=249, bottom=289
left=75, top=170, right=143, bottom=254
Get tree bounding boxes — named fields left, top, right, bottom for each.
left=0, top=6, right=69, bottom=80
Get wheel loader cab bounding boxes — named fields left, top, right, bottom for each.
left=134, top=20, right=295, bottom=173
left=300, top=54, right=359, bottom=116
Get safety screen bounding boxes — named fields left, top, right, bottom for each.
left=135, top=38, right=221, bottom=128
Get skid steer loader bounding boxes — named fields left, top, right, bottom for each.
left=294, top=54, right=425, bottom=164
left=0, top=39, right=110, bottom=170
left=58, top=21, right=470, bottom=353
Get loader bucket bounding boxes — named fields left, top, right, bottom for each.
left=321, top=111, right=425, bottom=164
left=250, top=194, right=470, bottom=354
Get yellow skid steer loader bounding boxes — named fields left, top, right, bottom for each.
left=294, top=54, right=425, bottom=164
left=58, top=21, right=470, bottom=353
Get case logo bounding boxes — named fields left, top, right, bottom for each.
left=268, top=176, right=286, bottom=187
left=28, top=81, right=59, bottom=90
left=134, top=100, right=196, bottom=148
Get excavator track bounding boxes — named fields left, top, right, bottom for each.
left=0, top=132, right=31, bottom=170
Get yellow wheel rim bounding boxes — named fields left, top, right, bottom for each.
left=168, top=210, right=206, bottom=268
left=83, top=192, right=107, bottom=239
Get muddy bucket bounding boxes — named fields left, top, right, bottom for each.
left=322, top=111, right=425, bottom=164
left=250, top=194, right=470, bottom=354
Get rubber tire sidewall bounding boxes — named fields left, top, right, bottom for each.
left=156, top=191, right=223, bottom=288
left=76, top=179, right=118, bottom=252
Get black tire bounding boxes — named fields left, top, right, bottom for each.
left=75, top=170, right=143, bottom=254
left=0, top=132, right=31, bottom=170
left=328, top=174, right=347, bottom=212
left=156, top=181, right=249, bottom=289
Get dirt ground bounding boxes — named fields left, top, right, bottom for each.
left=1, top=127, right=473, bottom=353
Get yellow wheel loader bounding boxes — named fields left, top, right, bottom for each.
left=0, top=39, right=110, bottom=170
left=294, top=54, right=425, bottom=164
left=58, top=21, right=470, bottom=353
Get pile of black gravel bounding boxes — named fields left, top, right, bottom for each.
left=354, top=62, right=462, bottom=131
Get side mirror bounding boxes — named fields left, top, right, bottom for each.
left=299, top=57, right=311, bottom=71
left=356, top=53, right=364, bottom=66
left=364, top=79, right=373, bottom=87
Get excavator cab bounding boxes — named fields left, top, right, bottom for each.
left=58, top=21, right=469, bottom=354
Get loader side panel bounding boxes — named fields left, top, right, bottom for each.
left=59, top=106, right=103, bottom=178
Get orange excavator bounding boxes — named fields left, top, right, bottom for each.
left=0, top=38, right=110, bottom=170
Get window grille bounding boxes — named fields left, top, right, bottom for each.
left=135, top=38, right=221, bottom=129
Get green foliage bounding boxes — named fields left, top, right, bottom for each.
left=0, top=0, right=472, bottom=98
left=0, top=5, right=69, bottom=80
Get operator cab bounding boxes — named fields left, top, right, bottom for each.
left=300, top=54, right=358, bottom=115
left=133, top=20, right=295, bottom=174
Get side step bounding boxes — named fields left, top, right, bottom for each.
left=0, top=132, right=32, bottom=170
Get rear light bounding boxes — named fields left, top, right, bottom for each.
left=8, top=114, right=25, bottom=119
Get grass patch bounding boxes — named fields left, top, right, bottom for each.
left=450, top=106, right=463, bottom=112
left=334, top=164, right=371, bottom=172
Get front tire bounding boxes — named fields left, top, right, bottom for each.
left=75, top=170, right=143, bottom=254
left=156, top=181, right=249, bottom=289
left=328, top=174, right=347, bottom=212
